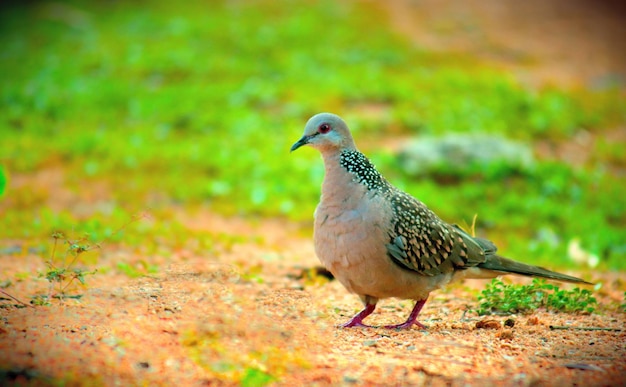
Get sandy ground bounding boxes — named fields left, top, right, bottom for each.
left=1, top=210, right=625, bottom=386
left=2, top=1, right=626, bottom=386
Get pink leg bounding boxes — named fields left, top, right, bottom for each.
left=384, top=299, right=427, bottom=330
left=340, top=303, right=376, bottom=328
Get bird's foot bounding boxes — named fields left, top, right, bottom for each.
left=384, top=299, right=428, bottom=330
left=339, top=303, right=376, bottom=328
left=339, top=320, right=375, bottom=329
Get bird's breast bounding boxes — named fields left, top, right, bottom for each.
left=311, top=158, right=450, bottom=300
left=314, top=189, right=430, bottom=299
left=314, top=185, right=386, bottom=265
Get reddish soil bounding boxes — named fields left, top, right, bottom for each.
left=1, top=210, right=625, bottom=386
left=384, top=0, right=626, bottom=88
left=2, top=1, right=625, bottom=386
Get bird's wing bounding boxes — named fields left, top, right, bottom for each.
left=451, top=224, right=498, bottom=255
left=385, top=191, right=488, bottom=276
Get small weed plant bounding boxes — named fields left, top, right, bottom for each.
left=32, top=231, right=99, bottom=305
left=0, top=213, right=147, bottom=308
left=31, top=213, right=148, bottom=305
left=477, top=278, right=597, bottom=315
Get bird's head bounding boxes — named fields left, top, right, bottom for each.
left=290, top=113, right=356, bottom=153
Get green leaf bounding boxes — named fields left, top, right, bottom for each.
left=0, top=165, right=6, bottom=197
left=241, top=367, right=275, bottom=387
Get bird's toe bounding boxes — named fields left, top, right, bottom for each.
left=384, top=320, right=427, bottom=330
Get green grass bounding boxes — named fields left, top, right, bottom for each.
left=0, top=0, right=625, bottom=270
left=476, top=278, right=598, bottom=315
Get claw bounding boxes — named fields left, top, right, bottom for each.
left=384, top=320, right=426, bottom=330
left=340, top=320, right=375, bottom=328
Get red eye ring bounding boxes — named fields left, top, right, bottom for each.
left=318, top=123, right=331, bottom=134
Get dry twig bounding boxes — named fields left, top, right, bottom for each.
left=549, top=325, right=622, bottom=332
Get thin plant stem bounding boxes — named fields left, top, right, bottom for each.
left=0, top=289, right=34, bottom=308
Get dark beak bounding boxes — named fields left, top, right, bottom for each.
left=290, top=135, right=310, bottom=152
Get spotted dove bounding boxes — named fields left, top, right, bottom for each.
left=291, top=113, right=591, bottom=329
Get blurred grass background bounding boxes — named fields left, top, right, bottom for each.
left=1, top=0, right=624, bottom=270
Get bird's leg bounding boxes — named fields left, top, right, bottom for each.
left=340, top=303, right=376, bottom=328
left=384, top=299, right=427, bottom=330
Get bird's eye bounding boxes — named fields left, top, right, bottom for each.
left=318, top=123, right=331, bottom=134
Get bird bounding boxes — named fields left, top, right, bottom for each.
left=290, top=112, right=592, bottom=329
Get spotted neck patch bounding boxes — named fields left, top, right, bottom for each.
left=339, top=150, right=391, bottom=192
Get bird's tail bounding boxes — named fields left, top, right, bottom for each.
left=478, top=254, right=592, bottom=285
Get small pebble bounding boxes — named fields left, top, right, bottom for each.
left=498, top=329, right=514, bottom=340
left=476, top=320, right=501, bottom=330
left=362, top=339, right=378, bottom=347
left=527, top=316, right=540, bottom=325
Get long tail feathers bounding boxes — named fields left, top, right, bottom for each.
left=478, top=254, right=593, bottom=285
